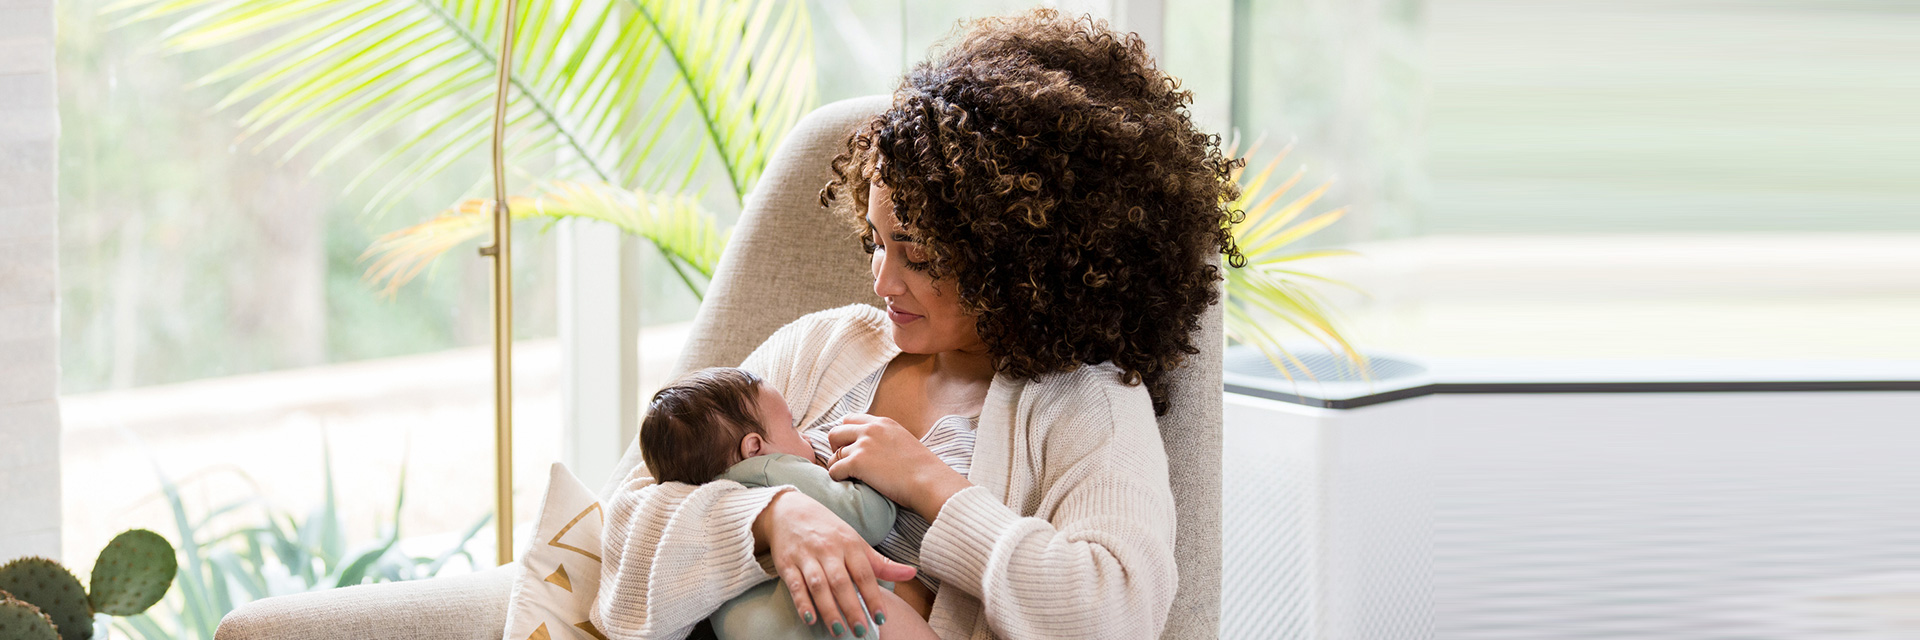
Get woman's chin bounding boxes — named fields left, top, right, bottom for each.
left=887, top=325, right=936, bottom=354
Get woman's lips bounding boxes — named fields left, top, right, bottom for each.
left=887, top=305, right=923, bottom=324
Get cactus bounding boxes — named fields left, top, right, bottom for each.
left=0, top=593, right=60, bottom=640
left=0, top=529, right=177, bottom=640
left=88, top=529, right=176, bottom=616
left=0, top=559, right=89, bottom=640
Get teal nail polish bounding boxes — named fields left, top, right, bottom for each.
left=803, top=611, right=815, bottom=625
left=832, top=622, right=846, bottom=636
left=854, top=623, right=867, bottom=637
left=875, top=612, right=887, bottom=625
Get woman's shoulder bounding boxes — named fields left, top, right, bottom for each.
left=748, top=304, right=889, bottom=363
left=1020, top=362, right=1157, bottom=427
left=769, top=303, right=888, bottom=344
left=1030, top=361, right=1143, bottom=393
left=743, top=304, right=895, bottom=416
left=1008, top=362, right=1168, bottom=477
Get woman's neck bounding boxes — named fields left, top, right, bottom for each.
left=931, top=347, right=995, bottom=385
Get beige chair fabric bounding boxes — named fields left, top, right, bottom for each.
left=215, top=95, right=1222, bottom=640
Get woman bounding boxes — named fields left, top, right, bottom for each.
left=593, top=8, right=1243, bottom=640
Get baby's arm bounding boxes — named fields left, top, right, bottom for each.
left=718, top=454, right=897, bottom=546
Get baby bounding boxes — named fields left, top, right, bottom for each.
left=640, top=367, right=933, bottom=640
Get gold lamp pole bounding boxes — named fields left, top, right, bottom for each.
left=480, top=0, right=520, bottom=567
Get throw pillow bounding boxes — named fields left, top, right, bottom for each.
left=503, top=462, right=608, bottom=640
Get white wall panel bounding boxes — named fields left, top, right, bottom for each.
left=0, top=0, right=62, bottom=562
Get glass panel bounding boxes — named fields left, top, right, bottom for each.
left=57, top=0, right=559, bottom=582
left=813, top=0, right=910, bottom=102
left=1213, top=0, right=1427, bottom=243
left=1160, top=0, right=1234, bottom=136
left=1427, top=0, right=1920, bottom=234
left=1196, top=0, right=1920, bottom=361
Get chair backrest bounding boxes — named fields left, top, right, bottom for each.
left=601, top=95, right=1223, bottom=640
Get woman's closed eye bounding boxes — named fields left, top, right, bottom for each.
left=867, top=228, right=932, bottom=270
left=894, top=243, right=931, bottom=269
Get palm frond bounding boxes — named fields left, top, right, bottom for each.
left=113, top=0, right=815, bottom=299
left=113, top=0, right=813, bottom=203
left=362, top=179, right=727, bottom=297
left=1224, top=145, right=1365, bottom=377
left=626, top=0, right=816, bottom=199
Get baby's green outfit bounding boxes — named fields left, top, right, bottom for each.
left=708, top=453, right=897, bottom=640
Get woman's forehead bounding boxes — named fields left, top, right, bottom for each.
left=865, top=193, right=902, bottom=230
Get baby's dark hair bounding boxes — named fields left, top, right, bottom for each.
left=640, top=367, right=768, bottom=485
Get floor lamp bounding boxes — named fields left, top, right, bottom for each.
left=480, top=0, right=520, bottom=567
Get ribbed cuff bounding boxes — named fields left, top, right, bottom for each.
left=919, top=485, right=1023, bottom=599
left=714, top=486, right=792, bottom=584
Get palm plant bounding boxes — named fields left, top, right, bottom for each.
left=1224, top=141, right=1363, bottom=376
left=111, top=0, right=817, bottom=298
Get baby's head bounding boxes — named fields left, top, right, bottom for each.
left=639, top=367, right=813, bottom=484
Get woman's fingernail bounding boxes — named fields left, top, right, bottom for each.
left=854, top=623, right=868, bottom=637
left=875, top=612, right=887, bottom=625
left=832, top=622, right=846, bottom=636
left=803, top=611, right=815, bottom=625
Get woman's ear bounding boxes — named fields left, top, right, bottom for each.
left=739, top=433, right=766, bottom=460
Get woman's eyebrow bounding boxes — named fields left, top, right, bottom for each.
left=864, top=217, right=915, bottom=243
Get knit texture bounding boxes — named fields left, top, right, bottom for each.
left=593, top=305, right=1178, bottom=640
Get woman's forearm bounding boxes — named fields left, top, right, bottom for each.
left=911, top=465, right=975, bottom=522
left=920, top=485, right=1178, bottom=639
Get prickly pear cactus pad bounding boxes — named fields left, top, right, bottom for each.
left=0, top=593, right=61, bottom=640
left=88, top=529, right=176, bottom=617
left=0, top=560, right=87, bottom=640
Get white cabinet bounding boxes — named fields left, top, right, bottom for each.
left=1220, top=347, right=1920, bottom=640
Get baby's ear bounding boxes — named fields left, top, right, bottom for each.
left=739, top=433, right=765, bottom=460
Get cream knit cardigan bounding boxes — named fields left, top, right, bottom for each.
left=592, top=305, right=1178, bottom=640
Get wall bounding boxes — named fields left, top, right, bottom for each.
left=0, top=0, right=62, bottom=561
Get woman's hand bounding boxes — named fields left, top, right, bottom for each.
left=754, top=491, right=917, bottom=637
left=828, top=414, right=975, bottom=521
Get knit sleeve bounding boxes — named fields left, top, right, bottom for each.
left=590, top=475, right=792, bottom=640
left=918, top=381, right=1179, bottom=640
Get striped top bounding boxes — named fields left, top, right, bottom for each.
left=802, top=365, right=977, bottom=594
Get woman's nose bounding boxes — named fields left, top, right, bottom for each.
left=872, top=252, right=908, bottom=298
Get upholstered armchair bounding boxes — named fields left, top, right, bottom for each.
left=213, top=95, right=1223, bottom=640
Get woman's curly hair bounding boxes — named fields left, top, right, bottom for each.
left=819, top=8, right=1245, bottom=416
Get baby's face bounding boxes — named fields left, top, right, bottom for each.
left=753, top=386, right=814, bottom=460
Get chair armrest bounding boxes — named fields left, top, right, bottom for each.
left=214, top=564, right=515, bottom=640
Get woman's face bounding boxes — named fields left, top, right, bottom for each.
left=867, top=183, right=987, bottom=356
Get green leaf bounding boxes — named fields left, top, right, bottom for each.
left=426, top=512, right=493, bottom=575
